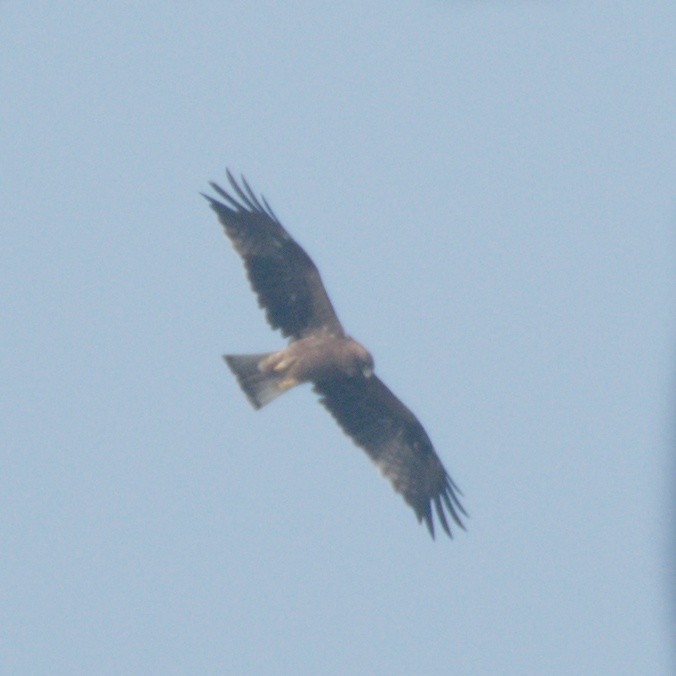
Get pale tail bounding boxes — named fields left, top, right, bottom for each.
left=223, top=353, right=288, bottom=409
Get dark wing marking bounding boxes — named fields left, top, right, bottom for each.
left=314, top=375, right=466, bottom=538
left=203, top=171, right=344, bottom=339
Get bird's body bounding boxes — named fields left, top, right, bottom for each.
left=225, top=332, right=372, bottom=409
left=262, top=331, right=373, bottom=384
left=204, top=171, right=466, bottom=538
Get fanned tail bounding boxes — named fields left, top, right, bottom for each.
left=223, top=353, right=288, bottom=409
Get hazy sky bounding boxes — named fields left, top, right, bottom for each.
left=2, top=2, right=674, bottom=674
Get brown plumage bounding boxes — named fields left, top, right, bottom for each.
left=204, top=171, right=466, bottom=538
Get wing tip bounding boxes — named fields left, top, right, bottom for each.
left=204, top=170, right=278, bottom=221
left=417, top=477, right=468, bottom=540
left=200, top=191, right=219, bottom=208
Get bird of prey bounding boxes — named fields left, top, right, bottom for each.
left=203, top=171, right=466, bottom=538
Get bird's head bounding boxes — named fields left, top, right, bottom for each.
left=348, top=339, right=374, bottom=379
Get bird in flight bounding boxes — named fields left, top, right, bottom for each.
left=203, top=171, right=466, bottom=538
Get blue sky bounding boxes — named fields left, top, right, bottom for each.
left=2, top=2, right=674, bottom=673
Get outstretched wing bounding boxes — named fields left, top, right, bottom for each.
left=314, top=375, right=467, bottom=538
left=203, top=171, right=344, bottom=340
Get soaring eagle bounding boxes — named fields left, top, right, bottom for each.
left=204, top=171, right=466, bottom=538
